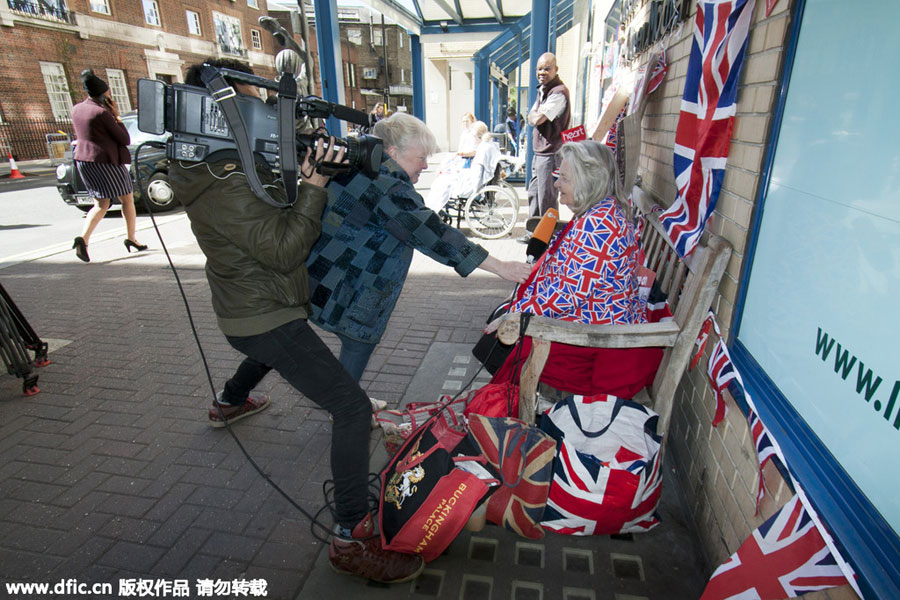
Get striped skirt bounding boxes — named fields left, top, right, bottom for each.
left=75, top=161, right=133, bottom=200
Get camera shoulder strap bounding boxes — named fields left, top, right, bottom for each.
left=200, top=66, right=292, bottom=208
left=277, top=74, right=298, bottom=208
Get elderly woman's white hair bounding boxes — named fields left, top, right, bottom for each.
left=558, top=140, right=626, bottom=218
left=372, top=112, right=438, bottom=156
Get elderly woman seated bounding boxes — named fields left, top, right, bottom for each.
left=488, top=140, right=662, bottom=399
left=425, top=122, right=500, bottom=213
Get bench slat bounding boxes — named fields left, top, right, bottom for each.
left=497, top=314, right=681, bottom=348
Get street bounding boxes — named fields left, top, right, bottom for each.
left=0, top=183, right=189, bottom=270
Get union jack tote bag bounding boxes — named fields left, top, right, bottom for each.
left=467, top=414, right=557, bottom=539
left=539, top=394, right=663, bottom=535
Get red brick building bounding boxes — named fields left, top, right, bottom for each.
left=0, top=0, right=310, bottom=158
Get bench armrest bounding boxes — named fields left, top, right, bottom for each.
left=497, top=313, right=680, bottom=348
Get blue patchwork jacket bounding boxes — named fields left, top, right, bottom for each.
left=307, top=158, right=489, bottom=343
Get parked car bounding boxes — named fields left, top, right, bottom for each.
left=55, top=113, right=175, bottom=212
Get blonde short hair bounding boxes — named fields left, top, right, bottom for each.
left=558, top=141, right=625, bottom=218
left=373, top=113, right=438, bottom=156
left=470, top=121, right=488, bottom=141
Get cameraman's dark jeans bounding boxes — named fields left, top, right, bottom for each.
left=224, top=319, right=372, bottom=529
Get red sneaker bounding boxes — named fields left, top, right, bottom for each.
left=329, top=513, right=424, bottom=583
left=208, top=391, right=270, bottom=428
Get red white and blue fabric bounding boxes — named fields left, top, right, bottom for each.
left=631, top=52, right=669, bottom=114
left=691, top=312, right=716, bottom=370
left=646, top=52, right=668, bottom=94
left=604, top=103, right=628, bottom=151
left=512, top=200, right=647, bottom=326
left=467, top=415, right=557, bottom=539
left=700, top=494, right=851, bottom=599
left=539, top=395, right=662, bottom=535
left=748, top=408, right=777, bottom=510
left=706, top=339, right=736, bottom=427
left=660, top=0, right=756, bottom=257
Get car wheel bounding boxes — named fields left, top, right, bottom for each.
left=142, top=172, right=176, bottom=212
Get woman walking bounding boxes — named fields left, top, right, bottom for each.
left=70, top=69, right=147, bottom=262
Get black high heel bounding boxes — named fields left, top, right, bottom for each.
left=124, top=239, right=148, bottom=253
left=73, top=237, right=90, bottom=262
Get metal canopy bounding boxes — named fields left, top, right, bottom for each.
left=366, top=0, right=530, bottom=32
left=315, top=0, right=574, bottom=76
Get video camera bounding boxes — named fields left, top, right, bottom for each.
left=136, top=49, right=382, bottom=208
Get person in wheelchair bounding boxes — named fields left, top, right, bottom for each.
left=425, top=123, right=499, bottom=213
left=306, top=113, right=531, bottom=382
left=486, top=141, right=663, bottom=399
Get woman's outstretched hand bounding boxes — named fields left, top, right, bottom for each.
left=478, top=255, right=531, bottom=284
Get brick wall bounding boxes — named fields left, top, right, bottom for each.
left=637, top=1, right=858, bottom=598
left=0, top=0, right=280, bottom=140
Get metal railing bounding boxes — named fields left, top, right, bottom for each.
left=0, top=117, right=75, bottom=161
left=8, top=0, right=76, bottom=24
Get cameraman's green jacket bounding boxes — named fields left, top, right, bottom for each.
left=170, top=158, right=326, bottom=338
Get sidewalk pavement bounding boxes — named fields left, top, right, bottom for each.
left=0, top=157, right=57, bottom=178
left=0, top=159, right=708, bottom=599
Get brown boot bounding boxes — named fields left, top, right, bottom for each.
left=329, top=513, right=424, bottom=583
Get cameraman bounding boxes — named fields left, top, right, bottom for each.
left=170, top=60, right=424, bottom=584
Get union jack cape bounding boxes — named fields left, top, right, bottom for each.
left=660, top=0, right=756, bottom=257
left=700, top=494, right=851, bottom=599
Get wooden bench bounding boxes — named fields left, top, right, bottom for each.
left=496, top=184, right=733, bottom=445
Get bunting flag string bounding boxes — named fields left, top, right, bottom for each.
left=700, top=494, right=855, bottom=599
left=690, top=309, right=719, bottom=370
left=706, top=339, right=736, bottom=427
left=747, top=409, right=776, bottom=511
left=693, top=314, right=862, bottom=598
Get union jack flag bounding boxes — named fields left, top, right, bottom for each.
left=660, top=0, right=757, bottom=257
left=748, top=408, right=776, bottom=510
left=700, top=494, right=851, bottom=599
left=707, top=339, right=736, bottom=426
left=646, top=51, right=668, bottom=94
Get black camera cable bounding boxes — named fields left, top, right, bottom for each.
left=133, top=142, right=348, bottom=543
left=133, top=142, right=499, bottom=544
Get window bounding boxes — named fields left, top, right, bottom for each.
left=105, top=69, right=131, bottom=113
left=251, top=29, right=262, bottom=50
left=372, top=28, right=383, bottom=46
left=338, top=7, right=359, bottom=21
left=732, top=1, right=900, bottom=594
left=347, top=28, right=362, bottom=45
left=247, top=0, right=259, bottom=9
left=363, top=67, right=377, bottom=80
left=40, top=62, right=74, bottom=122
left=401, top=68, right=406, bottom=83
left=142, top=0, right=160, bottom=26
left=213, top=12, right=246, bottom=57
left=399, top=30, right=404, bottom=48
left=186, top=10, right=201, bottom=35
left=90, top=0, right=110, bottom=15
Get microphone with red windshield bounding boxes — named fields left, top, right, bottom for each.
left=526, top=208, right=560, bottom=264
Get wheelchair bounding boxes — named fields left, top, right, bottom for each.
left=439, top=158, right=520, bottom=239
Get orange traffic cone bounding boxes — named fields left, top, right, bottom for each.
left=7, top=151, right=25, bottom=179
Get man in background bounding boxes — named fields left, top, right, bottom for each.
left=525, top=52, right=570, bottom=238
